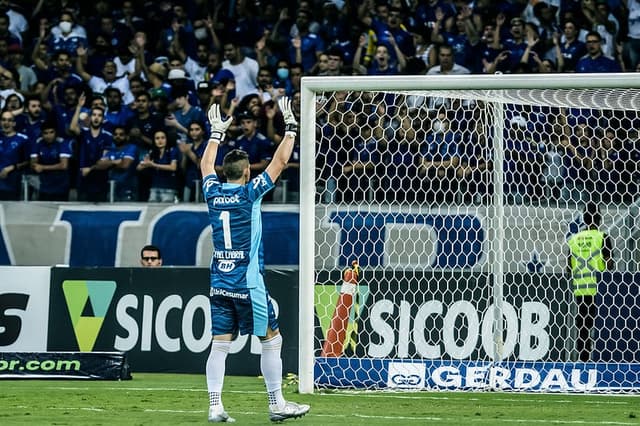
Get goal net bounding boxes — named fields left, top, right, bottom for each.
left=298, top=74, right=640, bottom=394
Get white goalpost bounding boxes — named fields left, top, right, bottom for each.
left=298, top=73, right=640, bottom=394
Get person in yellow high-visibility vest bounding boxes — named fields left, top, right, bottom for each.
left=566, top=203, right=613, bottom=362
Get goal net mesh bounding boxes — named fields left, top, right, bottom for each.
left=308, top=82, right=640, bottom=393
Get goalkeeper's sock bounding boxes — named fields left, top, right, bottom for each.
left=260, top=334, right=286, bottom=410
left=209, top=392, right=221, bottom=407
left=207, top=340, right=230, bottom=407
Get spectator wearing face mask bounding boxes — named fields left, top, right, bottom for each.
left=48, top=10, right=87, bottom=56
left=169, top=17, right=221, bottom=85
left=273, top=60, right=294, bottom=96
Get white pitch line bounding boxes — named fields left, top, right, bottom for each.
left=42, top=386, right=635, bottom=407
left=48, top=407, right=106, bottom=412
left=140, top=409, right=638, bottom=425
left=50, top=386, right=205, bottom=392
left=9, top=406, right=635, bottom=425
left=320, top=392, right=633, bottom=406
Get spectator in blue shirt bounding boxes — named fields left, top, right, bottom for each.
left=0, top=109, right=28, bottom=200
left=288, top=9, right=325, bottom=73
left=30, top=120, right=72, bottom=201
left=340, top=121, right=381, bottom=202
left=593, top=126, right=624, bottom=203
left=353, top=36, right=406, bottom=75
left=167, top=86, right=205, bottom=143
left=49, top=85, right=87, bottom=138
left=38, top=51, right=84, bottom=110
left=557, top=19, right=587, bottom=72
left=127, top=91, right=163, bottom=153
left=97, top=124, right=138, bottom=202
left=103, top=87, right=135, bottom=133
left=415, top=0, right=457, bottom=30
left=501, top=16, right=530, bottom=71
left=503, top=114, right=544, bottom=203
left=457, top=126, right=493, bottom=204
left=225, top=109, right=273, bottom=180
left=474, top=22, right=502, bottom=73
left=69, top=93, right=113, bottom=202
left=360, top=6, right=415, bottom=63
left=128, top=92, right=163, bottom=202
left=178, top=120, right=207, bottom=202
left=418, top=112, right=461, bottom=203
left=382, top=113, right=420, bottom=204
left=576, top=31, right=622, bottom=72
left=48, top=11, right=87, bottom=56
left=136, top=129, right=179, bottom=202
left=318, top=1, right=351, bottom=50
left=430, top=5, right=479, bottom=70
left=16, top=95, right=48, bottom=152
left=621, top=129, right=640, bottom=203
left=559, top=121, right=597, bottom=204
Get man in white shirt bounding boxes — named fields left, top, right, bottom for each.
left=0, top=0, right=27, bottom=40
left=426, top=44, right=471, bottom=109
left=76, top=47, right=137, bottom=105
left=427, top=44, right=471, bottom=75
left=221, top=40, right=259, bottom=100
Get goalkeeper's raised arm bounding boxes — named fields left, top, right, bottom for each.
left=200, top=103, right=233, bottom=177
left=265, top=97, right=298, bottom=183
left=201, top=98, right=298, bottom=181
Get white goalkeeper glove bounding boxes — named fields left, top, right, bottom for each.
left=278, top=97, right=298, bottom=137
left=207, top=103, right=233, bottom=143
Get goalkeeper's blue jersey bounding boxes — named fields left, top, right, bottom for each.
left=202, top=171, right=274, bottom=291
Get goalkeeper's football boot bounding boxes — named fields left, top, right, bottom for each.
left=208, top=405, right=236, bottom=423
left=269, top=401, right=310, bottom=422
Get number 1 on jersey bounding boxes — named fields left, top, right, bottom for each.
left=219, top=211, right=232, bottom=249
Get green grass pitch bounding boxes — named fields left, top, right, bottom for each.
left=1, top=373, right=638, bottom=425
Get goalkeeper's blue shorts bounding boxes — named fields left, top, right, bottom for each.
left=210, top=286, right=279, bottom=338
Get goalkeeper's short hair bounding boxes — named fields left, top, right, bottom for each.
left=223, top=149, right=250, bottom=180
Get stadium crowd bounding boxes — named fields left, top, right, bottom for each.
left=0, top=0, right=638, bottom=204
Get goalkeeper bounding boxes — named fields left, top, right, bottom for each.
left=200, top=97, right=310, bottom=423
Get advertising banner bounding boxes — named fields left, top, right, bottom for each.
left=315, top=358, right=640, bottom=391
left=0, top=352, right=131, bottom=380
left=315, top=270, right=573, bottom=362
left=0, top=267, right=50, bottom=351
left=48, top=267, right=299, bottom=374
left=314, top=270, right=640, bottom=390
